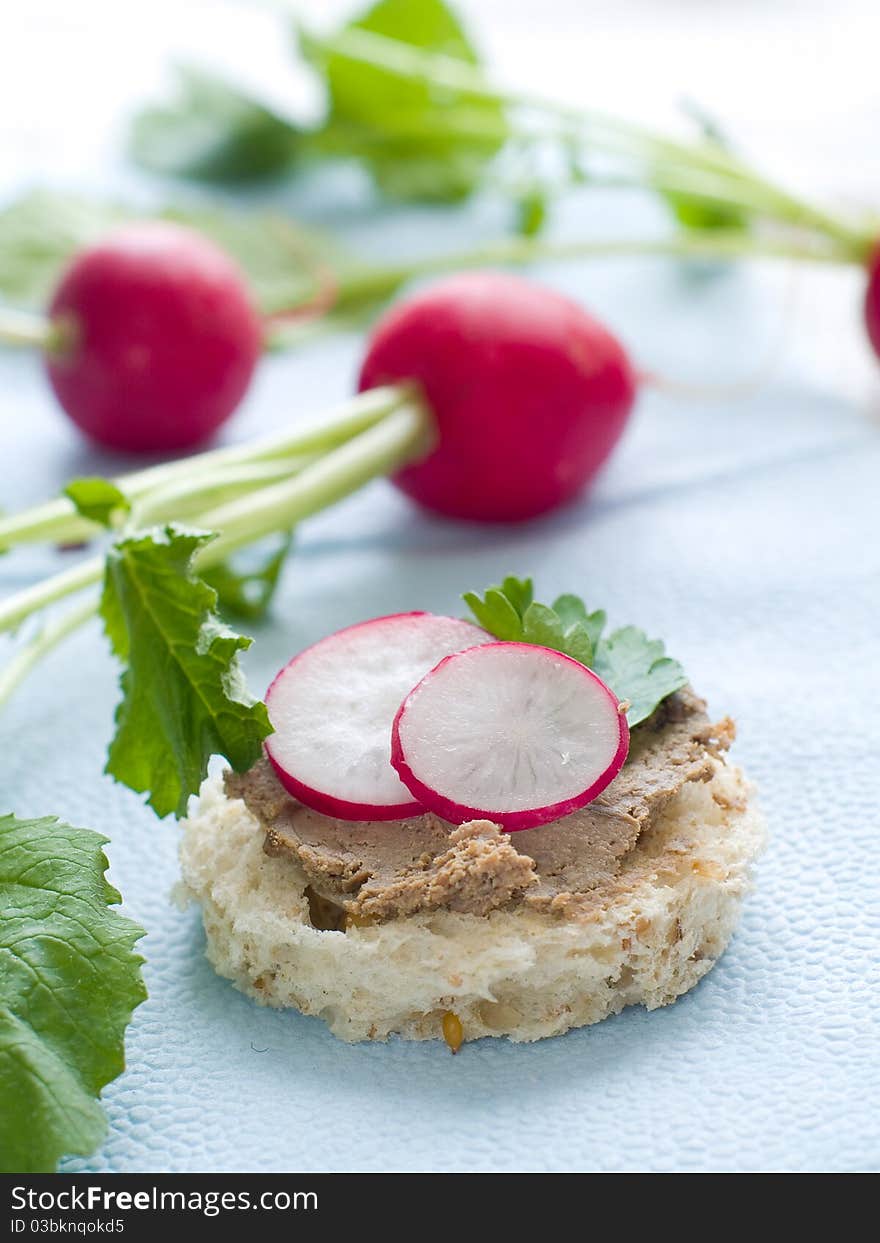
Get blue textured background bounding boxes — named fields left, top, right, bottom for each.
left=2, top=1, right=879, bottom=1172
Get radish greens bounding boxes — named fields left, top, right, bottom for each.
left=122, top=0, right=871, bottom=262
left=131, top=66, right=300, bottom=184
left=301, top=0, right=508, bottom=202
left=0, top=814, right=146, bottom=1172
left=101, top=525, right=272, bottom=818
left=64, top=477, right=131, bottom=528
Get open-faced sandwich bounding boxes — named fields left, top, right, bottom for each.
left=179, top=578, right=764, bottom=1047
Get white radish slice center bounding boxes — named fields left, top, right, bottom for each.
left=265, top=613, right=490, bottom=816
left=393, top=642, right=627, bottom=825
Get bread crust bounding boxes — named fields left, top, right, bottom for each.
left=178, top=758, right=764, bottom=1044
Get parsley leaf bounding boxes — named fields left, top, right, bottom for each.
left=496, top=573, right=533, bottom=618
left=302, top=0, right=509, bottom=202
left=549, top=592, right=607, bottom=652
left=201, top=532, right=293, bottom=623
left=130, top=65, right=301, bottom=184
left=464, top=576, right=597, bottom=668
left=592, top=626, right=689, bottom=728
left=464, top=577, right=687, bottom=726
left=63, top=478, right=130, bottom=529
left=0, top=814, right=146, bottom=1173
left=101, top=524, right=272, bottom=818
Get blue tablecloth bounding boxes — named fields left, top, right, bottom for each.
left=2, top=0, right=879, bottom=1175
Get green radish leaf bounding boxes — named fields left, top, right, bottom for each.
left=201, top=532, right=293, bottom=622
left=130, top=65, right=301, bottom=183
left=64, top=477, right=130, bottom=528
left=0, top=813, right=146, bottom=1173
left=464, top=578, right=687, bottom=725
left=101, top=524, right=272, bottom=818
left=302, top=0, right=509, bottom=202
left=0, top=190, right=364, bottom=319
left=664, top=193, right=747, bottom=233
left=660, top=101, right=750, bottom=233
left=0, top=193, right=126, bottom=308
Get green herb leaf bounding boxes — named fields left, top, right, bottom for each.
left=551, top=594, right=606, bottom=650
left=0, top=814, right=146, bottom=1173
left=521, top=601, right=580, bottom=655
left=201, top=532, right=293, bottom=622
left=464, top=578, right=595, bottom=666
left=302, top=0, right=509, bottom=202
left=592, top=626, right=689, bottom=727
left=464, top=578, right=687, bottom=725
left=101, top=524, right=272, bottom=818
left=499, top=575, right=533, bottom=619
left=63, top=478, right=130, bottom=528
left=462, top=585, right=524, bottom=639
left=0, top=190, right=361, bottom=318
left=130, top=65, right=301, bottom=183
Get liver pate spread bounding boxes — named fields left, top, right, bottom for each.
left=225, top=689, right=734, bottom=925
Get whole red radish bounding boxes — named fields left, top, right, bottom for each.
left=358, top=270, right=636, bottom=522
left=44, top=222, right=262, bottom=452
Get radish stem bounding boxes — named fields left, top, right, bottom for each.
left=0, top=390, right=433, bottom=634
left=0, top=557, right=104, bottom=634
left=357, top=228, right=853, bottom=282
left=0, top=308, right=54, bottom=350
left=196, top=397, right=434, bottom=565
left=267, top=227, right=858, bottom=351
left=0, top=386, right=408, bottom=549
left=0, top=597, right=98, bottom=708
left=128, top=455, right=321, bottom=525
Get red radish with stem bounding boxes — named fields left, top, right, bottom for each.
left=391, top=642, right=629, bottom=830
left=44, top=222, right=263, bottom=452
left=360, top=270, right=637, bottom=522
left=0, top=268, right=643, bottom=576
left=3, top=211, right=880, bottom=468
left=264, top=612, right=491, bottom=820
left=31, top=246, right=637, bottom=513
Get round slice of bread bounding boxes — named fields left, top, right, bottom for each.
left=178, top=758, right=764, bottom=1044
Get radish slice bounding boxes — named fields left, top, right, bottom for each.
left=391, top=642, right=629, bottom=831
left=265, top=613, right=490, bottom=820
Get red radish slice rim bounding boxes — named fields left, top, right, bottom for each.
left=264, top=612, right=491, bottom=821
left=264, top=755, right=421, bottom=822
left=391, top=642, right=630, bottom=831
